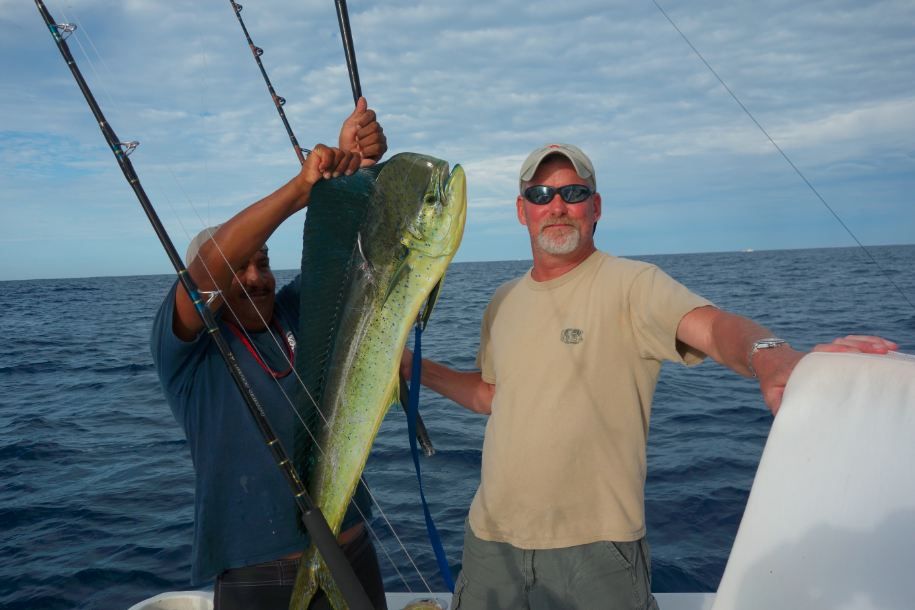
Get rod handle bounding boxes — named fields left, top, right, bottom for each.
left=301, top=508, right=374, bottom=610
left=400, top=372, right=435, bottom=456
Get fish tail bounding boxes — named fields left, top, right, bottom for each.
left=289, top=545, right=348, bottom=610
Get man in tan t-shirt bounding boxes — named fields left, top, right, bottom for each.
left=401, top=143, right=896, bottom=609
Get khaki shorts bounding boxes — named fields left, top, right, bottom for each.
left=451, top=519, right=659, bottom=610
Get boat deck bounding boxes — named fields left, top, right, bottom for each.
left=127, top=590, right=716, bottom=610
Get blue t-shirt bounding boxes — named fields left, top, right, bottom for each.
left=150, top=276, right=372, bottom=584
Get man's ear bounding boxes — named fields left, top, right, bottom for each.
left=592, top=192, right=602, bottom=223
left=516, top=195, right=528, bottom=226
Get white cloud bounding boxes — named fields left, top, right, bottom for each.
left=777, top=98, right=915, bottom=148
left=2, top=0, right=914, bottom=278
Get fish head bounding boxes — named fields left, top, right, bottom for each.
left=396, top=155, right=466, bottom=259
left=363, top=152, right=466, bottom=264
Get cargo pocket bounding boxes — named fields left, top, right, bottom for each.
left=639, top=538, right=653, bottom=589
left=600, top=541, right=647, bottom=609
left=602, top=540, right=637, bottom=571
left=450, top=570, right=468, bottom=610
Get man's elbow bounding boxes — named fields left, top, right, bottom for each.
left=472, top=383, right=495, bottom=415
left=471, top=402, right=493, bottom=416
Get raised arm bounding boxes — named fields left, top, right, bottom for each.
left=401, top=348, right=495, bottom=415
left=676, top=305, right=898, bottom=415
left=173, top=145, right=360, bottom=341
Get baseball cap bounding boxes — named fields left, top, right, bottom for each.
left=185, top=224, right=269, bottom=268
left=519, top=143, right=596, bottom=193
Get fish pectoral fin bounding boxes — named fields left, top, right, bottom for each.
left=421, top=274, right=446, bottom=330
left=388, top=383, right=400, bottom=412
left=383, top=257, right=412, bottom=305
left=289, top=546, right=347, bottom=610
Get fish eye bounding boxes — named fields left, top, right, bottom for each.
left=424, top=194, right=436, bottom=204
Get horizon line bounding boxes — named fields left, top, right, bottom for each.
left=4, top=243, right=913, bottom=283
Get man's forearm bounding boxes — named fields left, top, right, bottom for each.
left=678, top=307, right=776, bottom=378
left=706, top=311, right=777, bottom=378
left=414, top=357, right=494, bottom=415
left=191, top=179, right=310, bottom=292
left=171, top=173, right=313, bottom=341
left=680, top=306, right=898, bottom=415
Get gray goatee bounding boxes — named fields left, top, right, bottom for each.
left=537, top=218, right=581, bottom=255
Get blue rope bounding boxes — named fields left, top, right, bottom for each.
left=407, top=324, right=455, bottom=593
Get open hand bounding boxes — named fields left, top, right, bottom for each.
left=758, top=335, right=898, bottom=415
left=811, top=335, right=898, bottom=355
left=338, top=97, right=387, bottom=167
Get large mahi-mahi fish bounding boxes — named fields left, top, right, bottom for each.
left=290, top=152, right=466, bottom=609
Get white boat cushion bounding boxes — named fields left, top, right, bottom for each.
left=712, top=351, right=915, bottom=610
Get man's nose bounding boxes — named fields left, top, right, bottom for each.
left=242, top=262, right=266, bottom=287
left=546, top=193, right=569, bottom=215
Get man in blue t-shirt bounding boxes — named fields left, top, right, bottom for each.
left=150, top=98, right=389, bottom=610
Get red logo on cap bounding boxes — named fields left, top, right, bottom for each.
left=549, top=145, right=559, bottom=149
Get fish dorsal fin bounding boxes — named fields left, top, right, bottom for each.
left=293, top=161, right=386, bottom=533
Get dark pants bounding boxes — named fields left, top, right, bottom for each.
left=214, top=526, right=388, bottom=610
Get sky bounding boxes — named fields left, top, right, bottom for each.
left=2, top=0, right=913, bottom=280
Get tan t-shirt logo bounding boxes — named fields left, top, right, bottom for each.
left=560, top=328, right=584, bottom=344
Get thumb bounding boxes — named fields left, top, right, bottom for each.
left=352, top=96, right=368, bottom=122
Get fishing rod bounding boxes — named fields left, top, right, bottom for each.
left=229, top=1, right=308, bottom=165
left=227, top=0, right=359, bottom=159
left=329, top=0, right=443, bottom=460
left=334, top=0, right=362, bottom=105
left=32, top=3, right=372, bottom=607
left=224, top=0, right=438, bottom=458
left=332, top=0, right=452, bottom=590
left=331, top=0, right=440, bottom=456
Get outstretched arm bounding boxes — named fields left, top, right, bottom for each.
left=676, top=305, right=898, bottom=415
left=400, top=348, right=495, bottom=415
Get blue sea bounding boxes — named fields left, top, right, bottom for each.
left=2, top=245, right=913, bottom=609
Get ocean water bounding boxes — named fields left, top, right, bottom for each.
left=1, top=245, right=913, bottom=609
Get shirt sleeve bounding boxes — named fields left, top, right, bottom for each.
left=475, top=297, right=497, bottom=384
left=149, top=280, right=216, bottom=415
left=628, top=265, right=714, bottom=366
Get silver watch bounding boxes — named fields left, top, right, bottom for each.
left=748, top=338, right=789, bottom=378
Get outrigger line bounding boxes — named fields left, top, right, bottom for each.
left=229, top=0, right=309, bottom=165
left=652, top=0, right=915, bottom=313
left=33, top=2, right=373, bottom=608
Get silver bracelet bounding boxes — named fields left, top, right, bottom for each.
left=748, top=338, right=789, bottom=378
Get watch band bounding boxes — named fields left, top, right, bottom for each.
left=748, top=338, right=789, bottom=378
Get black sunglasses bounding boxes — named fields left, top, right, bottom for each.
left=523, top=184, right=594, bottom=205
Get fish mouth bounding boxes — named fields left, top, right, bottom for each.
left=444, top=164, right=465, bottom=210
left=440, top=164, right=466, bottom=246
left=443, top=163, right=457, bottom=193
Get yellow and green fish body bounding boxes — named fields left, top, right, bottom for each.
left=290, top=153, right=466, bottom=610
